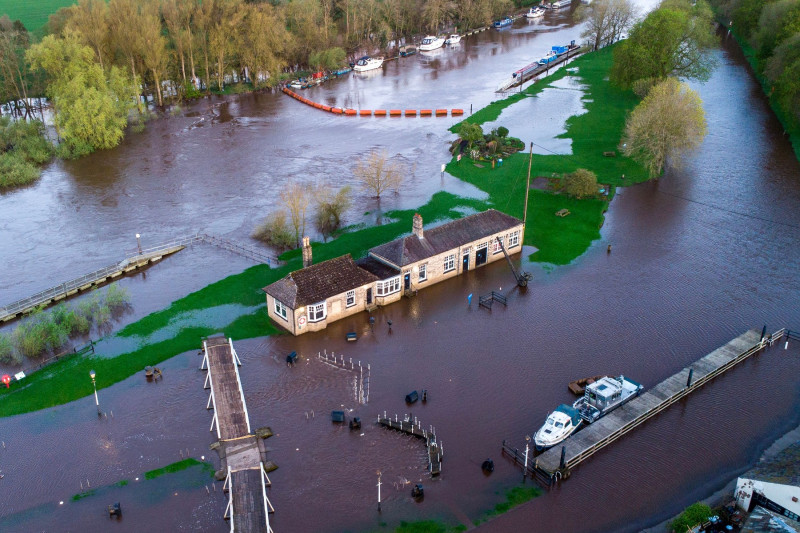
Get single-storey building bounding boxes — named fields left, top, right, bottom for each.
left=263, top=210, right=524, bottom=335
left=736, top=442, right=800, bottom=524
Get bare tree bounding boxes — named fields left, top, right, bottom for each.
left=281, top=181, right=310, bottom=248
left=314, top=185, right=352, bottom=241
left=354, top=150, right=405, bottom=199
left=622, top=78, right=707, bottom=179
left=577, top=0, right=637, bottom=51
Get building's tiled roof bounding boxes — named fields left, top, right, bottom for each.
left=356, top=255, right=400, bottom=280
left=262, top=255, right=379, bottom=308
left=746, top=442, right=800, bottom=486
left=369, top=209, right=522, bottom=267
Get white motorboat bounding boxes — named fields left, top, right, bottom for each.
left=533, top=404, right=582, bottom=450
left=419, top=35, right=445, bottom=51
left=353, top=56, right=384, bottom=72
left=551, top=0, right=572, bottom=8
left=445, top=34, right=461, bottom=45
left=573, top=375, right=643, bottom=423
left=526, top=6, right=546, bottom=18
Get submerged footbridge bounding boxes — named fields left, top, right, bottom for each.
left=201, top=336, right=275, bottom=533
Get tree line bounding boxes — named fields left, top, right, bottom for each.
left=711, top=0, right=800, bottom=131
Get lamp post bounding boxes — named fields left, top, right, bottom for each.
left=90, top=369, right=100, bottom=416
left=523, top=435, right=531, bottom=480
left=135, top=233, right=142, bottom=255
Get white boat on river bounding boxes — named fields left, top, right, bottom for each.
left=419, top=35, right=445, bottom=51
left=353, top=56, right=384, bottom=72
left=573, top=375, right=643, bottom=423
left=534, top=404, right=582, bottom=450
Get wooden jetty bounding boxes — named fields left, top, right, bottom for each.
left=0, top=246, right=184, bottom=323
left=520, top=328, right=791, bottom=485
left=201, top=336, right=275, bottom=533
left=378, top=413, right=443, bottom=476
left=496, top=45, right=583, bottom=93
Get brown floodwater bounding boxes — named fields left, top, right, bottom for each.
left=3, top=5, right=800, bottom=532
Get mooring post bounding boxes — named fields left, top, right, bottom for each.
left=377, top=471, right=382, bottom=512
left=786, top=330, right=790, bottom=350
left=523, top=438, right=530, bottom=480
left=686, top=368, right=694, bottom=388
left=559, top=446, right=566, bottom=470
left=761, top=325, right=767, bottom=341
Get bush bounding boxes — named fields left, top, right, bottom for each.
left=0, top=334, right=22, bottom=365
left=669, top=502, right=712, bottom=532
left=563, top=168, right=598, bottom=198
left=0, top=151, right=39, bottom=187
left=104, top=284, right=130, bottom=309
left=252, top=210, right=295, bottom=251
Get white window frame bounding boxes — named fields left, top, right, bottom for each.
left=477, top=242, right=488, bottom=250
left=345, top=290, right=355, bottom=307
left=443, top=254, right=455, bottom=273
left=418, top=264, right=427, bottom=282
left=273, top=299, right=288, bottom=321
left=308, top=302, right=327, bottom=322
left=508, top=230, right=520, bottom=248
left=492, top=236, right=504, bottom=255
left=376, top=276, right=401, bottom=296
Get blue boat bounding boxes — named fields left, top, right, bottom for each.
left=494, top=17, right=512, bottom=29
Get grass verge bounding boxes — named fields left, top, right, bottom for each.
left=144, top=458, right=214, bottom=480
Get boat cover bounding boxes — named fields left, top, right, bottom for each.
left=555, top=403, right=583, bottom=426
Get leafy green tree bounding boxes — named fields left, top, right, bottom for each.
left=668, top=503, right=712, bottom=532
left=754, top=0, right=800, bottom=62
left=309, top=47, right=346, bottom=71
left=237, top=3, right=290, bottom=88
left=458, top=122, right=484, bottom=152
left=27, top=32, right=138, bottom=157
left=611, top=1, right=717, bottom=88
left=563, top=169, right=598, bottom=198
left=622, top=78, right=708, bottom=178
left=767, top=35, right=800, bottom=127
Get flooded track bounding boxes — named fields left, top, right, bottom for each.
left=2, top=3, right=800, bottom=532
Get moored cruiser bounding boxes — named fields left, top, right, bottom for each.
left=534, top=404, right=582, bottom=450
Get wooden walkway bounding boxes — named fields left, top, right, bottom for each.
left=531, top=329, right=780, bottom=483
left=378, top=414, right=443, bottom=476
left=0, top=246, right=184, bottom=323
left=201, top=336, right=274, bottom=533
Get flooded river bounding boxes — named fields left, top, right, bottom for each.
left=2, top=4, right=800, bottom=532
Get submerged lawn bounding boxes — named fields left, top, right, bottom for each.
left=448, top=45, right=645, bottom=265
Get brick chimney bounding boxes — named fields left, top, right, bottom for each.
left=302, top=236, right=312, bottom=267
left=412, top=213, right=424, bottom=239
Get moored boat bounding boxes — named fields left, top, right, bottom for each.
left=538, top=50, right=558, bottom=65
left=399, top=45, right=417, bottom=57
left=526, top=6, right=546, bottom=18
left=419, top=35, right=445, bottom=51
left=534, top=404, right=582, bottom=450
left=551, top=0, right=571, bottom=8
left=494, top=16, right=513, bottom=29
left=445, top=34, right=461, bottom=45
left=353, top=56, right=384, bottom=72
left=572, top=375, right=643, bottom=424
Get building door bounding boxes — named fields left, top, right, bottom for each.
left=404, top=273, right=410, bottom=290
left=476, top=248, right=487, bottom=266
left=366, top=288, right=373, bottom=304
left=462, top=251, right=470, bottom=272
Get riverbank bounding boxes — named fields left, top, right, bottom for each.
left=0, top=45, right=639, bottom=416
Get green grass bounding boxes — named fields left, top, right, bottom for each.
left=0, top=0, right=75, bottom=31
left=447, top=45, right=644, bottom=265
left=144, top=458, right=213, bottom=480
left=71, top=488, right=96, bottom=501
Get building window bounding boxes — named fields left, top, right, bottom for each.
left=508, top=230, right=520, bottom=248
left=492, top=236, right=504, bottom=254
left=274, top=299, right=288, bottom=321
left=477, top=242, right=488, bottom=250
left=308, top=302, right=326, bottom=322
left=418, top=264, right=427, bottom=282
left=376, top=276, right=401, bottom=296
left=443, top=254, right=455, bottom=272
left=346, top=290, right=355, bottom=307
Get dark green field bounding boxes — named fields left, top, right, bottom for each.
left=0, top=0, right=75, bottom=31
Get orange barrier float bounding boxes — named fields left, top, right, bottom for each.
left=420, top=109, right=433, bottom=116
left=405, top=109, right=417, bottom=116
left=282, top=89, right=463, bottom=117
left=451, top=109, right=464, bottom=115
left=435, top=109, right=447, bottom=116
left=374, top=110, right=387, bottom=116
left=359, top=110, right=373, bottom=116
left=389, top=109, right=402, bottom=116
left=321, top=105, right=332, bottom=112
left=344, top=109, right=357, bottom=116
left=331, top=107, right=343, bottom=114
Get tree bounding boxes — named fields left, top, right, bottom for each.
left=563, top=169, right=598, bottom=198
left=354, top=150, right=405, bottom=199
left=622, top=78, right=707, bottom=179
left=237, top=3, right=290, bottom=88
left=458, top=122, right=484, bottom=152
left=577, top=0, right=637, bottom=51
left=281, top=181, right=311, bottom=248
left=63, top=0, right=110, bottom=69
left=422, top=0, right=455, bottom=33
left=610, top=1, right=716, bottom=88
left=314, top=185, right=352, bottom=241
left=27, top=32, right=138, bottom=157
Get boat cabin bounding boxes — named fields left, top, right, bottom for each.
left=585, top=377, right=623, bottom=410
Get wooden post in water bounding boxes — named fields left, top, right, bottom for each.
left=686, top=368, right=694, bottom=388
left=559, top=446, right=566, bottom=470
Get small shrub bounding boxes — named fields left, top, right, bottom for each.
left=104, top=284, right=130, bottom=309
left=669, top=503, right=712, bottom=532
left=0, top=333, right=22, bottom=365
left=496, top=126, right=509, bottom=138
left=252, top=210, right=295, bottom=251
left=0, top=151, right=39, bottom=187
left=563, top=168, right=598, bottom=198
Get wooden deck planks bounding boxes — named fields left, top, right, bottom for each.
left=232, top=469, right=267, bottom=532
left=536, top=330, right=763, bottom=475
left=206, top=337, right=249, bottom=440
